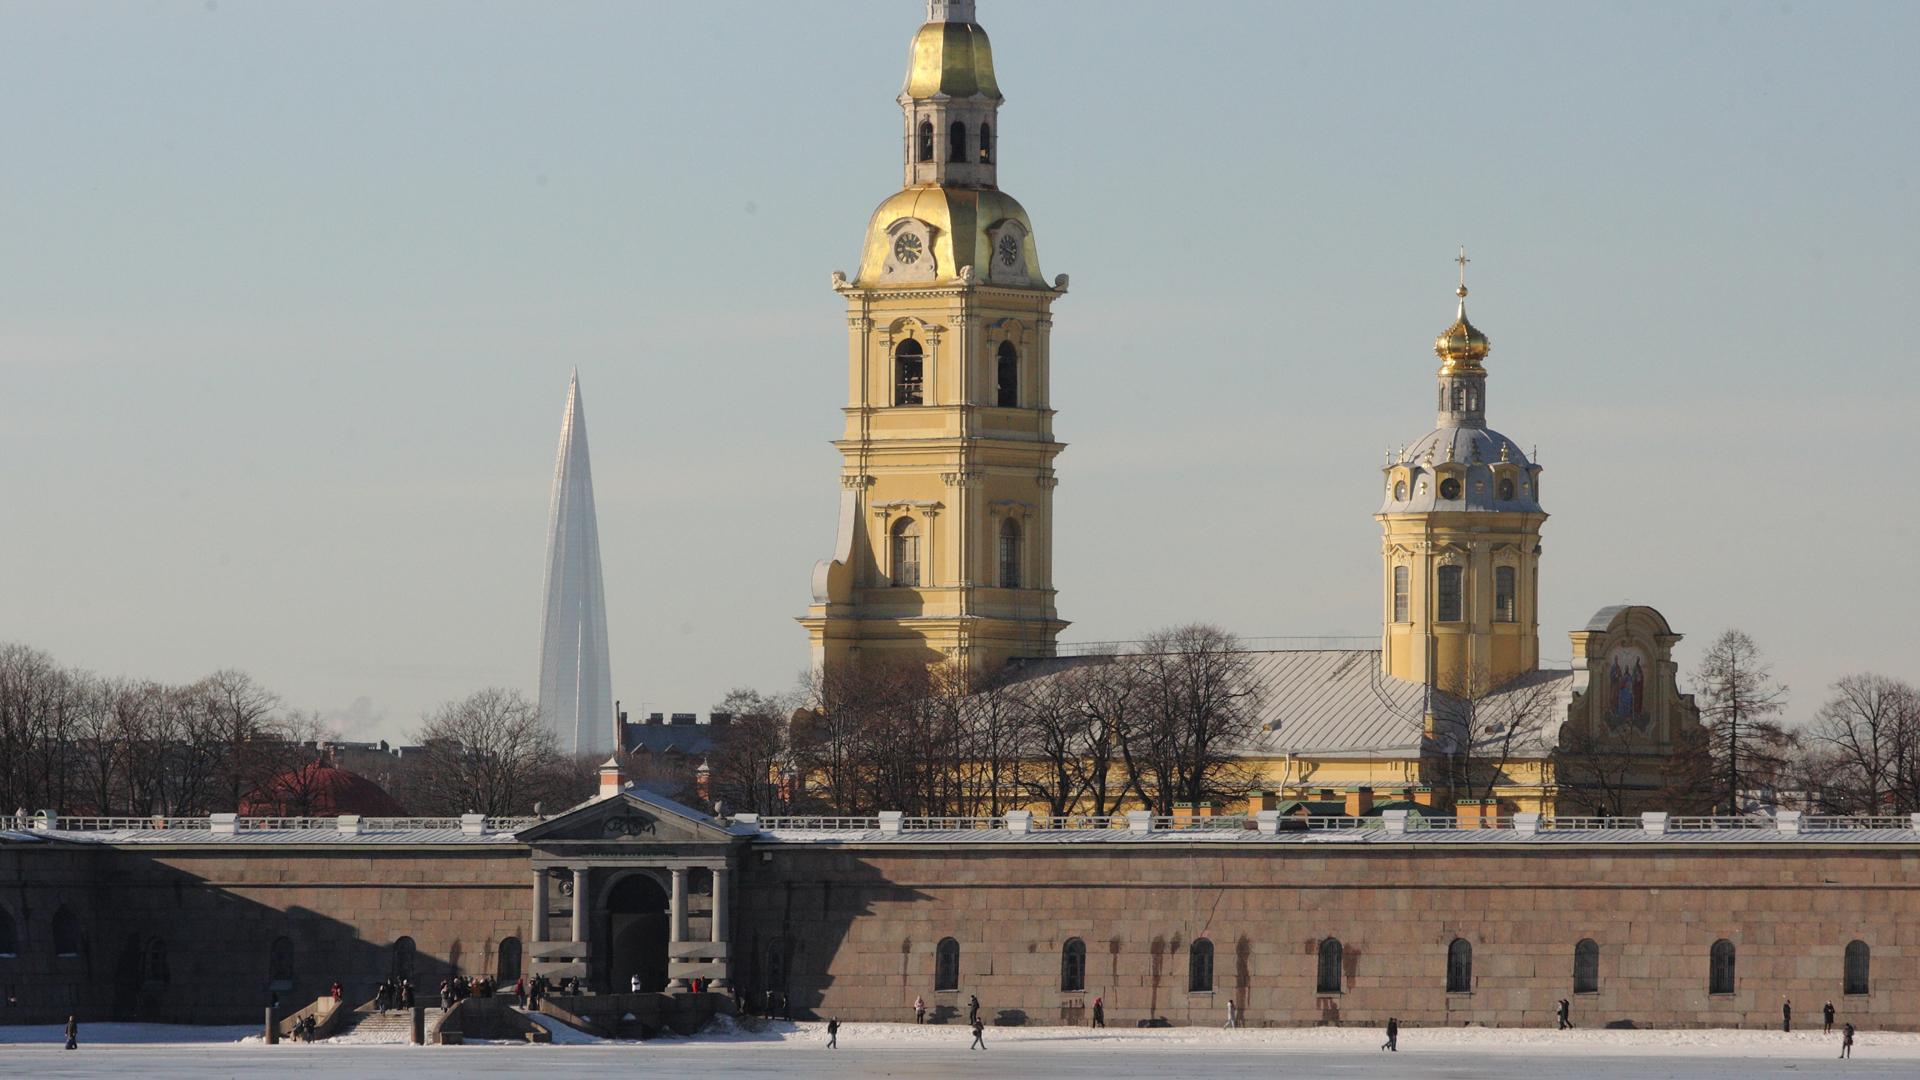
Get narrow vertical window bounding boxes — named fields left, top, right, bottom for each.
left=1188, top=939, right=1214, bottom=993
left=996, top=340, right=1019, bottom=407
left=935, top=937, right=960, bottom=991
left=392, top=935, right=417, bottom=980
left=1436, top=565, right=1463, bottom=623
left=1446, top=938, right=1473, bottom=993
left=894, top=339, right=924, bottom=406
left=1317, top=938, right=1343, bottom=994
left=1573, top=939, right=1599, bottom=994
left=497, top=937, right=522, bottom=981
left=918, top=120, right=934, bottom=163
left=1709, top=939, right=1735, bottom=994
left=1494, top=566, right=1516, bottom=623
left=1393, top=566, right=1410, bottom=623
left=998, top=517, right=1022, bottom=588
left=891, top=518, right=921, bottom=588
left=1844, top=940, right=1869, bottom=996
left=979, top=122, right=992, bottom=163
left=1451, top=384, right=1465, bottom=410
left=1061, top=938, right=1086, bottom=993
left=268, top=936, right=294, bottom=988
left=949, top=121, right=967, bottom=162
left=51, top=907, right=80, bottom=957
left=0, top=907, right=16, bottom=957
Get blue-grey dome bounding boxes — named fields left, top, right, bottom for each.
left=1378, top=425, right=1543, bottom=514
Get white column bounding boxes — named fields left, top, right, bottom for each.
left=570, top=867, right=589, bottom=944
left=670, top=868, right=688, bottom=942
left=710, top=867, right=729, bottom=944
left=533, top=870, right=550, bottom=941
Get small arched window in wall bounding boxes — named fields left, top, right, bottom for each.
left=1494, top=566, right=1517, bottom=623
left=1573, top=938, right=1599, bottom=994
left=998, top=517, right=1022, bottom=589
left=918, top=120, right=934, bottom=162
left=1446, top=938, right=1473, bottom=993
left=51, top=906, right=81, bottom=958
left=1709, top=939, right=1736, bottom=995
left=935, top=937, right=960, bottom=991
left=1436, top=565, right=1464, bottom=623
left=979, top=122, right=992, bottom=163
left=890, top=518, right=921, bottom=588
left=1061, top=937, right=1086, bottom=992
left=1188, top=938, right=1214, bottom=993
left=1392, top=566, right=1410, bottom=623
left=894, top=339, right=925, bottom=406
left=1317, top=938, right=1343, bottom=994
left=1845, top=940, right=1870, bottom=996
left=949, top=121, right=967, bottom=162
left=0, top=906, right=16, bottom=957
left=996, top=340, right=1019, bottom=407
left=392, top=935, right=417, bottom=980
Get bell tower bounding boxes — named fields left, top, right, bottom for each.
left=1377, top=254, right=1546, bottom=695
left=800, top=0, right=1069, bottom=674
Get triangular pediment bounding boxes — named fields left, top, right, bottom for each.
left=515, top=789, right=744, bottom=846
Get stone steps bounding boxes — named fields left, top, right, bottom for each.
left=327, top=1006, right=445, bottom=1043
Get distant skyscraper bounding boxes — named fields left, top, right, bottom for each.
left=538, top=371, right=614, bottom=756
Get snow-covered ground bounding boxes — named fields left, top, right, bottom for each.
left=0, top=1019, right=1911, bottom=1077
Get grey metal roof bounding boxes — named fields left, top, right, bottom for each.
left=1379, top=424, right=1543, bottom=514
left=1007, top=650, right=1575, bottom=759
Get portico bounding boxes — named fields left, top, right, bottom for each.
left=517, top=777, right=749, bottom=992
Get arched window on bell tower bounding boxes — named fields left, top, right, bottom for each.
left=949, top=121, right=967, bottom=162
left=918, top=120, right=934, bottom=163
left=894, top=339, right=924, bottom=406
left=979, top=123, right=992, bottom=163
left=890, top=518, right=921, bottom=588
left=996, top=341, right=1018, bottom=407
left=998, top=517, right=1022, bottom=588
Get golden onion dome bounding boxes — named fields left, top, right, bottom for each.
left=903, top=20, right=1002, bottom=101
left=1434, top=285, right=1491, bottom=373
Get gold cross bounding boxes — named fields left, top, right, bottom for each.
left=1455, top=247, right=1470, bottom=288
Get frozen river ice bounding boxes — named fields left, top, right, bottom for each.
left=1, top=1020, right=1912, bottom=1078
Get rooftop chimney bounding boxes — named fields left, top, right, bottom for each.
left=597, top=755, right=628, bottom=798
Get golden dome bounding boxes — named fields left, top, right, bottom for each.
left=856, top=185, right=1040, bottom=285
left=904, top=21, right=1001, bottom=101
left=1434, top=286, right=1490, bottom=373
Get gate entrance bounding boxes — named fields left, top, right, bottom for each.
left=606, top=874, right=669, bottom=993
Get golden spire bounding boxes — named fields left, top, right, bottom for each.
left=1434, top=246, right=1490, bottom=372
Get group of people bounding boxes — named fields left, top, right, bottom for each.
left=437, top=974, right=499, bottom=1009
left=1788, top=998, right=1857, bottom=1059
left=372, top=977, right=414, bottom=1014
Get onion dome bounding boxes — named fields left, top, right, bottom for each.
left=1435, top=283, right=1491, bottom=374
left=904, top=2, right=1001, bottom=101
left=240, top=760, right=408, bottom=817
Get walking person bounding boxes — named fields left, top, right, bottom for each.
left=967, top=994, right=980, bottom=1025
left=1381, top=1016, right=1398, bottom=1052
left=1840, top=1021, right=1854, bottom=1059
left=1783, top=997, right=1792, bottom=1033
left=914, top=995, right=926, bottom=1024
left=1225, top=999, right=1236, bottom=1029
left=970, top=1017, right=986, bottom=1050
left=827, top=1017, right=840, bottom=1049
left=1091, top=995, right=1104, bottom=1029
left=64, top=1015, right=78, bottom=1051
left=1823, top=1001, right=1835, bottom=1034
left=1557, top=998, right=1571, bottom=1030
left=630, top=973, right=642, bottom=993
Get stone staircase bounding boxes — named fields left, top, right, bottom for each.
left=326, top=1006, right=445, bottom=1043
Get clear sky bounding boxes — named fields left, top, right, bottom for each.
left=3, top=1, right=1914, bottom=743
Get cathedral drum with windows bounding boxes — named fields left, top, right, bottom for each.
left=800, top=0, right=1068, bottom=674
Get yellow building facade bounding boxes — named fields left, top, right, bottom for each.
left=800, top=0, right=1069, bottom=675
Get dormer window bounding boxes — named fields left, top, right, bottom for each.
left=1439, top=477, right=1462, bottom=500
left=1498, top=478, right=1516, bottom=500
left=1394, top=480, right=1407, bottom=501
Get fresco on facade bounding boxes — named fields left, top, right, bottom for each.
left=1607, top=647, right=1648, bottom=726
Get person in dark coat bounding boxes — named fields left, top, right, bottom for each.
left=967, top=995, right=980, bottom=1025
left=1381, top=1017, right=1398, bottom=1052
left=1091, top=996, right=1105, bottom=1029
left=1841, top=1021, right=1855, bottom=1059
left=1783, top=997, right=1792, bottom=1033
left=1824, top=1001, right=1835, bottom=1034
left=970, top=1017, right=986, bottom=1049
left=64, top=1015, right=78, bottom=1050
left=1557, top=998, right=1571, bottom=1030
left=826, top=1017, right=839, bottom=1049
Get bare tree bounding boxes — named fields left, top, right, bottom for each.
left=1808, top=673, right=1920, bottom=814
left=1434, top=666, right=1565, bottom=806
left=409, top=688, right=566, bottom=816
left=1119, top=625, right=1264, bottom=814
left=1691, top=629, right=1791, bottom=813
left=706, top=688, right=792, bottom=815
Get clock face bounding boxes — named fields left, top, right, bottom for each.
left=997, top=234, right=1019, bottom=267
left=893, top=233, right=923, bottom=265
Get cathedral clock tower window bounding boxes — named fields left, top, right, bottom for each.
left=918, top=121, right=934, bottom=162
left=979, top=123, right=992, bottom=163
left=891, top=518, right=922, bottom=587
left=999, top=517, right=1023, bottom=588
left=996, top=341, right=1019, bottom=407
left=949, top=121, right=967, bottom=162
left=894, top=339, right=925, bottom=405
